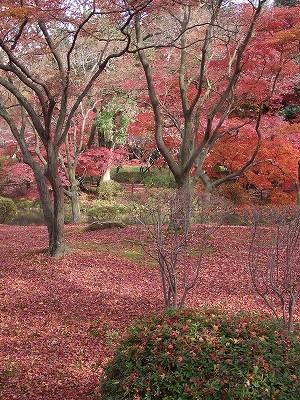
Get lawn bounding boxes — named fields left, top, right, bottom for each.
left=0, top=223, right=298, bottom=400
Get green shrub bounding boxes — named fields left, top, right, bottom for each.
left=14, top=198, right=41, bottom=210
left=279, top=105, right=300, bottom=121
left=0, top=196, right=17, bottom=224
left=9, top=199, right=44, bottom=225
left=99, top=308, right=300, bottom=400
left=87, top=199, right=129, bottom=221
left=112, top=167, right=144, bottom=184
left=97, top=180, right=124, bottom=200
left=142, top=170, right=176, bottom=188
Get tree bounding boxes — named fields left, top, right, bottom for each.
left=0, top=134, right=34, bottom=198
left=249, top=207, right=300, bottom=332
left=204, top=115, right=300, bottom=204
left=76, top=146, right=127, bottom=183
left=135, top=189, right=216, bottom=309
left=0, top=0, right=141, bottom=256
left=58, top=100, right=98, bottom=222
left=92, top=95, right=134, bottom=182
left=133, top=0, right=298, bottom=210
left=0, top=160, right=34, bottom=198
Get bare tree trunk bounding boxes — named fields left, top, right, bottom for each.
left=288, top=298, right=295, bottom=332
left=67, top=173, right=81, bottom=223
left=70, top=191, right=81, bottom=223
left=47, top=146, right=67, bottom=257
left=49, top=180, right=66, bottom=257
left=31, top=165, right=54, bottom=238
left=101, top=167, right=111, bottom=182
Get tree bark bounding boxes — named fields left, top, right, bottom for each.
left=70, top=190, right=81, bottom=223
left=168, top=174, right=191, bottom=231
left=31, top=164, right=54, bottom=238
left=46, top=145, right=67, bottom=257
left=101, top=167, right=111, bottom=182
left=66, top=171, right=81, bottom=223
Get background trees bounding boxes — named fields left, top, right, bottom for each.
left=0, top=0, right=140, bottom=256
left=132, top=0, right=299, bottom=202
left=1, top=0, right=300, bottom=255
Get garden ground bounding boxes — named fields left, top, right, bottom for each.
left=0, top=223, right=298, bottom=400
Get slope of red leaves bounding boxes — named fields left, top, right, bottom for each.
left=0, top=224, right=298, bottom=399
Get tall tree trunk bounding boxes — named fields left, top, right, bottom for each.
left=31, top=164, right=54, bottom=239
left=49, top=175, right=66, bottom=257
left=47, top=145, right=67, bottom=257
left=101, top=167, right=111, bottom=182
left=200, top=185, right=213, bottom=224
left=87, top=123, right=97, bottom=149
left=67, top=171, right=81, bottom=223
left=70, top=188, right=81, bottom=223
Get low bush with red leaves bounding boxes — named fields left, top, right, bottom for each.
left=99, top=308, right=300, bottom=399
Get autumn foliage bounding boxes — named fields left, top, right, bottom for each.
left=1, top=0, right=300, bottom=221
left=2, top=1, right=300, bottom=399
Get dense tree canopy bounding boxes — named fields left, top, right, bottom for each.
left=1, top=0, right=300, bottom=253
left=0, top=0, right=145, bottom=255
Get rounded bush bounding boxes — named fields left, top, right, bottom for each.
left=112, top=167, right=144, bottom=184
left=87, top=199, right=129, bottom=221
left=99, top=308, right=300, bottom=400
left=279, top=105, right=300, bottom=121
left=142, top=171, right=176, bottom=188
left=0, top=196, right=17, bottom=224
left=97, top=180, right=124, bottom=200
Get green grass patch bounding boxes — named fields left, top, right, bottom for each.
left=121, top=249, right=145, bottom=261
left=142, top=169, right=176, bottom=188
left=112, top=166, right=144, bottom=184
left=70, top=240, right=154, bottom=265
left=187, top=245, right=215, bottom=257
